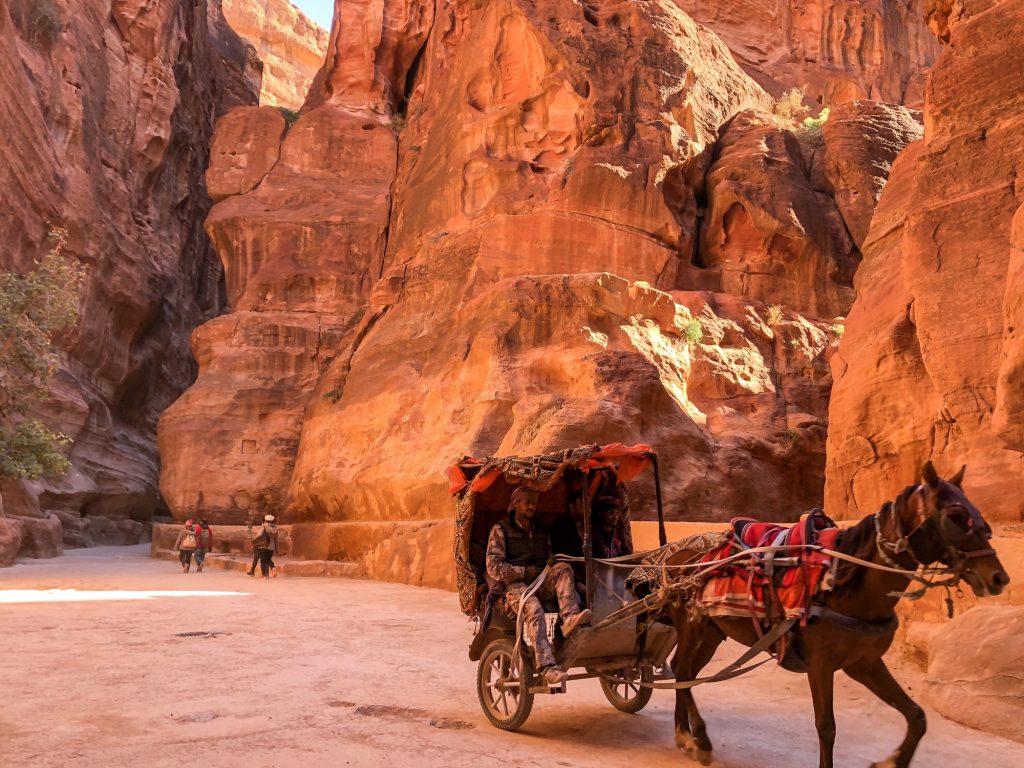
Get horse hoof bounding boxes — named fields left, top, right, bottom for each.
left=869, top=755, right=899, bottom=768
left=676, top=730, right=714, bottom=766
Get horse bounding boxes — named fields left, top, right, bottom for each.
left=666, top=462, right=1009, bottom=768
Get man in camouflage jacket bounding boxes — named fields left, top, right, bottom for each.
left=486, top=486, right=592, bottom=684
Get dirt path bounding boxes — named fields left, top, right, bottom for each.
left=1, top=546, right=1021, bottom=768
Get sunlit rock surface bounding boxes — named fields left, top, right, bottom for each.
left=223, top=0, right=328, bottom=108
left=672, top=0, right=940, bottom=107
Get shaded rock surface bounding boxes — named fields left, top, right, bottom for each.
left=672, top=0, right=940, bottom=106
left=826, top=0, right=1024, bottom=523
left=222, top=0, right=328, bottom=108
left=0, top=0, right=259, bottom=542
left=925, top=605, right=1024, bottom=743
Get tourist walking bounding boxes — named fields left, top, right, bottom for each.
left=173, top=519, right=199, bottom=573
left=194, top=519, right=213, bottom=572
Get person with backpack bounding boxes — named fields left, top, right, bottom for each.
left=247, top=514, right=279, bottom=578
left=173, top=519, right=199, bottom=573
left=194, top=520, right=213, bottom=572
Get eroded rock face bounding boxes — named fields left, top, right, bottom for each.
left=826, top=0, right=1024, bottom=522
left=817, top=100, right=923, bottom=248
left=158, top=104, right=397, bottom=522
left=692, top=111, right=859, bottom=318
left=0, top=0, right=259, bottom=544
left=222, top=0, right=328, bottom=108
left=0, top=518, right=23, bottom=567
left=672, top=0, right=940, bottom=107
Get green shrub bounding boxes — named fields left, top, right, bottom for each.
left=389, top=113, right=407, bottom=133
left=796, top=107, right=830, bottom=147
left=772, top=88, right=809, bottom=126
left=683, top=318, right=703, bottom=346
left=276, top=107, right=300, bottom=127
left=0, top=226, right=85, bottom=480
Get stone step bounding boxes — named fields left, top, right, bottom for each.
left=153, top=549, right=365, bottom=579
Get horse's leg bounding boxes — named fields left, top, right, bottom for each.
left=807, top=660, right=837, bottom=768
left=671, top=610, right=722, bottom=766
left=843, top=659, right=926, bottom=768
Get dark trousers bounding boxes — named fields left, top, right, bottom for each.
left=258, top=548, right=275, bottom=577
left=179, top=550, right=194, bottom=567
left=248, top=549, right=260, bottom=574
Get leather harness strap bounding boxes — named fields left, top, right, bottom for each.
left=601, top=616, right=799, bottom=690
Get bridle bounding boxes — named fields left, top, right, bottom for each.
left=873, top=483, right=997, bottom=607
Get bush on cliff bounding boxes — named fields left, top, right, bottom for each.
left=0, top=227, right=85, bottom=480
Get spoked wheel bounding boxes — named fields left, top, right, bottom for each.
left=600, top=665, right=654, bottom=713
left=477, top=638, right=535, bottom=731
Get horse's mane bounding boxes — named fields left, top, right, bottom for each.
left=832, top=485, right=917, bottom=589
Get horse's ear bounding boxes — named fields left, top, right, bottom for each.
left=949, top=464, right=966, bottom=487
left=922, top=461, right=940, bottom=487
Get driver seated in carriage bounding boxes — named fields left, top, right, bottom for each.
left=486, top=486, right=593, bottom=685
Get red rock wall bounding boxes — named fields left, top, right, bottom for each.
left=672, top=0, right=940, bottom=107
left=159, top=0, right=922, bottom=526
left=826, top=0, right=1024, bottom=523
left=0, top=1, right=259, bottom=534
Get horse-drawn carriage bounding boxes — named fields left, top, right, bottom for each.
left=448, top=443, right=674, bottom=730
left=450, top=444, right=1011, bottom=767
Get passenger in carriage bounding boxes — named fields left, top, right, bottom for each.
left=592, top=490, right=632, bottom=559
left=486, top=486, right=593, bottom=685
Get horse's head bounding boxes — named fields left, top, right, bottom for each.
left=891, top=462, right=1010, bottom=597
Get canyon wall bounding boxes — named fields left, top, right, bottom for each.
left=0, top=0, right=259, bottom=552
left=159, top=0, right=921, bottom=529
left=222, top=0, right=328, bottom=108
left=672, top=0, right=940, bottom=107
left=826, top=0, right=1024, bottom=524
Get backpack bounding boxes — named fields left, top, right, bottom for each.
left=253, top=530, right=270, bottom=549
left=182, top=529, right=198, bottom=549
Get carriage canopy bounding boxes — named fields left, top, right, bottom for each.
left=449, top=443, right=656, bottom=616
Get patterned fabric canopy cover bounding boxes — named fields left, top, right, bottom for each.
left=449, top=443, right=653, bottom=616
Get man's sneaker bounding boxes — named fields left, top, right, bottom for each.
left=561, top=609, right=593, bottom=637
left=542, top=666, right=568, bottom=686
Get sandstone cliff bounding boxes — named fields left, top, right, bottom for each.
left=223, top=0, right=328, bottom=109
left=826, top=0, right=1024, bottom=524
left=0, top=0, right=259, bottom=552
left=673, top=0, right=940, bottom=107
left=159, top=0, right=918, bottom=527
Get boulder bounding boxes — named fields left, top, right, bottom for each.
left=14, top=515, right=62, bottom=559
left=925, top=605, right=1024, bottom=742
left=0, top=517, right=24, bottom=567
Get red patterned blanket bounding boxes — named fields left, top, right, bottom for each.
left=697, top=512, right=841, bottom=623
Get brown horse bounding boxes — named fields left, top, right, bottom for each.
left=667, top=463, right=1009, bottom=768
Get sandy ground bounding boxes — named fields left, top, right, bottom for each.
left=2, top=547, right=1022, bottom=768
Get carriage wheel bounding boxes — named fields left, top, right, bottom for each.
left=477, top=638, right=535, bottom=731
left=600, top=665, right=653, bottom=713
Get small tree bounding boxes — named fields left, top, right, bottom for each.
left=0, top=227, right=85, bottom=481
